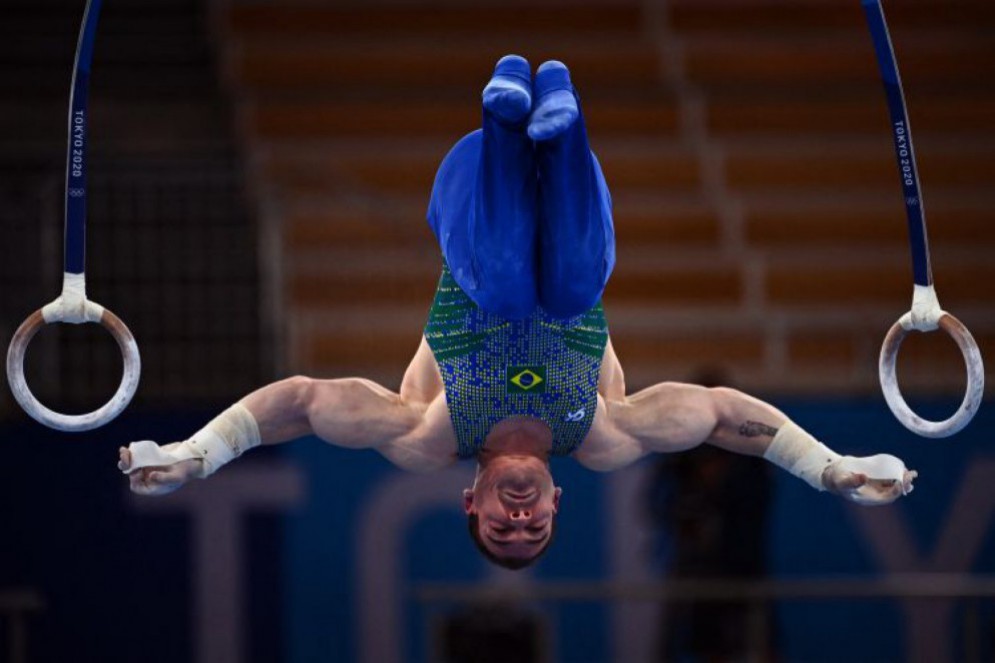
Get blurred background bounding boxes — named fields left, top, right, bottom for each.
left=1, top=0, right=993, bottom=661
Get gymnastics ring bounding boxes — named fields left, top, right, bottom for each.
left=7, top=290, right=140, bottom=432
left=864, top=0, right=984, bottom=436
left=879, top=312, right=984, bottom=438
left=5, top=0, right=141, bottom=431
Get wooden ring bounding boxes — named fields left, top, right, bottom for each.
left=879, top=312, right=984, bottom=438
left=6, top=306, right=140, bottom=432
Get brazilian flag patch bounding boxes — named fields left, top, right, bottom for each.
left=507, top=365, right=547, bottom=394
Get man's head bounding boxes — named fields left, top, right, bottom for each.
left=463, top=453, right=562, bottom=570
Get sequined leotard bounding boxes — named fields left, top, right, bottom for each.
left=425, top=264, right=608, bottom=459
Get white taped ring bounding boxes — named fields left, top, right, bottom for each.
left=6, top=305, right=141, bottom=432
left=902, top=284, right=942, bottom=332
left=879, top=312, right=984, bottom=438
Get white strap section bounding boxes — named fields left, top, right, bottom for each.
left=41, top=272, right=104, bottom=324
left=899, top=284, right=942, bottom=332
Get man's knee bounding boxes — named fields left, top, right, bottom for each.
left=471, top=282, right=538, bottom=320
left=540, top=276, right=605, bottom=319
left=539, top=239, right=614, bottom=318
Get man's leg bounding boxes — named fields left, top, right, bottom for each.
left=427, top=55, right=539, bottom=319
left=532, top=61, right=616, bottom=319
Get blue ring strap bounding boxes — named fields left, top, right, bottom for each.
left=64, top=0, right=103, bottom=276
left=862, top=0, right=933, bottom=288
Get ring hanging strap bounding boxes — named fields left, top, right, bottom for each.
left=863, top=0, right=930, bottom=288
left=863, top=0, right=983, bottom=437
left=65, top=0, right=102, bottom=275
left=5, top=0, right=141, bottom=432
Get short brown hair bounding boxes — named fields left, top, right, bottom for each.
left=467, top=512, right=556, bottom=570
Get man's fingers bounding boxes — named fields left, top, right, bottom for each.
left=149, top=470, right=180, bottom=485
left=902, top=469, right=918, bottom=494
left=837, top=465, right=915, bottom=506
left=130, top=471, right=159, bottom=495
left=126, top=463, right=183, bottom=496
left=120, top=441, right=198, bottom=496
left=118, top=447, right=132, bottom=472
left=131, top=471, right=179, bottom=496
left=837, top=472, right=868, bottom=490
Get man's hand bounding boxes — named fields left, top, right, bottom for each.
left=118, top=445, right=202, bottom=496
left=823, top=459, right=918, bottom=506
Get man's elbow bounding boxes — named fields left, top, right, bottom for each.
left=283, top=375, right=316, bottom=420
left=704, top=386, right=741, bottom=436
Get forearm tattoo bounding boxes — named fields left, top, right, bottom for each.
left=738, top=421, right=779, bottom=438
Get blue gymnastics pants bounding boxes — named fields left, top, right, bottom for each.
left=427, top=105, right=615, bottom=320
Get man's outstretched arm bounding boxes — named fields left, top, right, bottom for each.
left=119, top=375, right=450, bottom=495
left=582, top=382, right=916, bottom=505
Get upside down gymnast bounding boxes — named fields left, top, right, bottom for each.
left=118, top=56, right=917, bottom=570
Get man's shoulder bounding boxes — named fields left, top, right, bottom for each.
left=380, top=393, right=458, bottom=473
left=572, top=396, right=645, bottom=472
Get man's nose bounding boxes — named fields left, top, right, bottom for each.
left=508, top=508, right=532, bottom=521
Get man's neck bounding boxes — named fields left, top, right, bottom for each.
left=480, top=417, right=553, bottom=460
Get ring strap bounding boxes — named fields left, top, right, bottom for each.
left=862, top=0, right=932, bottom=287
left=4, top=0, right=141, bottom=431
left=65, top=0, right=102, bottom=275
left=864, top=1, right=984, bottom=436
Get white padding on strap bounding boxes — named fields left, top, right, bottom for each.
left=900, top=284, right=942, bottom=332
left=41, top=272, right=104, bottom=324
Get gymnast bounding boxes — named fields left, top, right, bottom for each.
left=118, top=56, right=917, bottom=570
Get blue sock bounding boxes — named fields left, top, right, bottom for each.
left=482, top=54, right=532, bottom=124
left=528, top=60, right=579, bottom=141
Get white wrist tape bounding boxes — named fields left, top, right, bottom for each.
left=124, top=403, right=262, bottom=478
left=763, top=421, right=842, bottom=491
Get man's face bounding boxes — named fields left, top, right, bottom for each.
left=464, top=455, right=562, bottom=562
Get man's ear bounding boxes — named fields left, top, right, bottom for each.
left=552, top=486, right=562, bottom=513
left=463, top=488, right=474, bottom=514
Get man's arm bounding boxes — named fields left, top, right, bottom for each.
left=579, top=382, right=916, bottom=504
left=120, top=374, right=454, bottom=495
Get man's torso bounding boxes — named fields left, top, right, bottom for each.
left=422, top=264, right=610, bottom=459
